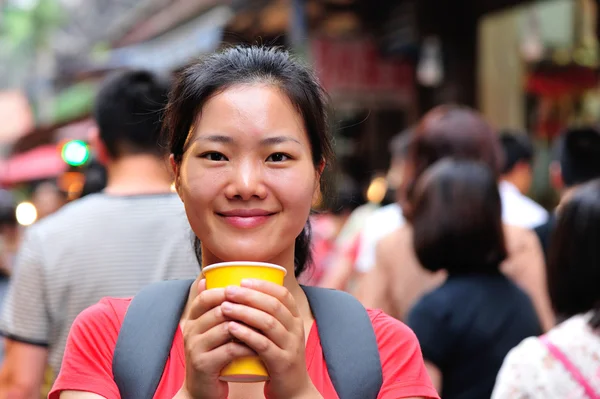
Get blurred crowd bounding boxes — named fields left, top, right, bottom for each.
left=0, top=60, right=599, bottom=398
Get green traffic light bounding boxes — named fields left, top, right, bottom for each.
left=61, top=140, right=90, bottom=166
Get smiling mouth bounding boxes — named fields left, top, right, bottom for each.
left=216, top=211, right=277, bottom=229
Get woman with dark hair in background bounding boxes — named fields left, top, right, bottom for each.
left=359, top=105, right=555, bottom=332
left=50, top=46, right=438, bottom=399
left=408, top=159, right=541, bottom=399
left=493, top=179, right=600, bottom=398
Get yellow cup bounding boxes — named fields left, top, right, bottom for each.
left=202, top=261, right=287, bottom=382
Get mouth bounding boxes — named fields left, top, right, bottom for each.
left=217, top=209, right=277, bottom=229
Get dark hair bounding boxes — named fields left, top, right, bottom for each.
left=80, top=160, right=108, bottom=198
left=499, top=130, right=533, bottom=174
left=0, top=190, right=16, bottom=227
left=93, top=69, right=172, bottom=159
left=556, top=126, right=600, bottom=187
left=402, top=105, right=503, bottom=220
left=547, top=179, right=600, bottom=327
left=164, top=46, right=334, bottom=277
left=411, top=159, right=507, bottom=274
left=329, top=177, right=364, bottom=215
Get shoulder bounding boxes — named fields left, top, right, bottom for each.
left=367, top=309, right=421, bottom=355
left=365, top=204, right=404, bottom=232
left=71, top=297, right=131, bottom=337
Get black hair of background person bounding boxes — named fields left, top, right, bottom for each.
left=0, top=190, right=17, bottom=227
left=498, top=130, right=534, bottom=174
left=411, top=158, right=507, bottom=274
left=558, top=126, right=600, bottom=187
left=547, top=179, right=600, bottom=327
left=93, top=70, right=172, bottom=159
left=534, top=126, right=600, bottom=255
left=80, top=160, right=108, bottom=198
left=164, top=46, right=335, bottom=277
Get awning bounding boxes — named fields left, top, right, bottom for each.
left=101, top=5, right=233, bottom=72
left=0, top=144, right=67, bottom=186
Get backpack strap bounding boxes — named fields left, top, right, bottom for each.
left=301, top=285, right=383, bottom=399
left=113, top=281, right=383, bottom=399
left=113, top=279, right=195, bottom=399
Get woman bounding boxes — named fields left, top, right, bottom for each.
left=492, top=179, right=600, bottom=398
left=407, top=159, right=542, bottom=399
left=49, top=46, right=438, bottom=399
left=358, top=105, right=555, bottom=332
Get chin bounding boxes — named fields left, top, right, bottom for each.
left=213, top=241, right=285, bottom=264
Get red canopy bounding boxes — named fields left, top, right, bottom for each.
left=0, top=144, right=67, bottom=186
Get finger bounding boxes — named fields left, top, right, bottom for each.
left=224, top=286, right=296, bottom=331
left=188, top=322, right=233, bottom=352
left=220, top=301, right=288, bottom=348
left=227, top=321, right=278, bottom=359
left=188, top=287, right=226, bottom=321
left=241, top=279, right=300, bottom=317
left=185, top=303, right=229, bottom=336
left=191, top=341, right=257, bottom=376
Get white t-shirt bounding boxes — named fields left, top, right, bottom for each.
left=354, top=203, right=404, bottom=273
left=499, top=181, right=549, bottom=230
left=492, top=313, right=600, bottom=398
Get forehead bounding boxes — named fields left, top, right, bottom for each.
left=192, top=84, right=307, bottom=142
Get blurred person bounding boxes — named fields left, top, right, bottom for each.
left=303, top=178, right=364, bottom=286
left=0, top=190, right=18, bottom=365
left=359, top=105, right=554, bottom=332
left=493, top=179, right=600, bottom=398
left=351, top=130, right=412, bottom=271
left=534, top=126, right=600, bottom=255
left=498, top=130, right=548, bottom=229
left=79, top=159, right=108, bottom=198
left=408, top=159, right=541, bottom=399
left=0, top=70, right=198, bottom=398
left=31, top=181, right=67, bottom=221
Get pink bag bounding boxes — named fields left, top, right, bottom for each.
left=540, top=335, right=600, bottom=399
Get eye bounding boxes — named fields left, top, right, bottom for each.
left=266, top=153, right=290, bottom=162
left=201, top=152, right=228, bottom=161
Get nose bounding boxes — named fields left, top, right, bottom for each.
left=225, top=159, right=267, bottom=200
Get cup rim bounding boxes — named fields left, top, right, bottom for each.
left=201, top=261, right=288, bottom=276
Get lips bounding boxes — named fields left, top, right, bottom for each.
left=217, top=209, right=276, bottom=229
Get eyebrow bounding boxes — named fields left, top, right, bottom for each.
left=195, top=135, right=301, bottom=146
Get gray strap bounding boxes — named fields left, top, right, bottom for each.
left=113, top=279, right=195, bottom=399
left=301, top=286, right=383, bottom=399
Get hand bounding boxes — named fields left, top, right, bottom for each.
left=180, top=279, right=257, bottom=399
left=221, top=279, right=322, bottom=399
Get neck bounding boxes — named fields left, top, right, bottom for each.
left=104, top=155, right=173, bottom=196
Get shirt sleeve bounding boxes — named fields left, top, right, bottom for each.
left=371, top=310, right=440, bottom=399
left=406, top=299, right=449, bottom=368
left=49, top=298, right=122, bottom=399
left=0, top=228, right=50, bottom=345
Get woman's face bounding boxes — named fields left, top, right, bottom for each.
left=174, top=84, right=320, bottom=269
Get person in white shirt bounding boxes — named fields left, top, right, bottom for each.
left=498, top=131, right=548, bottom=229
left=353, top=130, right=412, bottom=275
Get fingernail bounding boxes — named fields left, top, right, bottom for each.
left=229, top=321, right=239, bottom=332
left=221, top=301, right=233, bottom=312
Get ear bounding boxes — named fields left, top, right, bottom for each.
left=549, top=161, right=564, bottom=191
left=88, top=126, right=109, bottom=165
left=169, top=154, right=183, bottom=201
